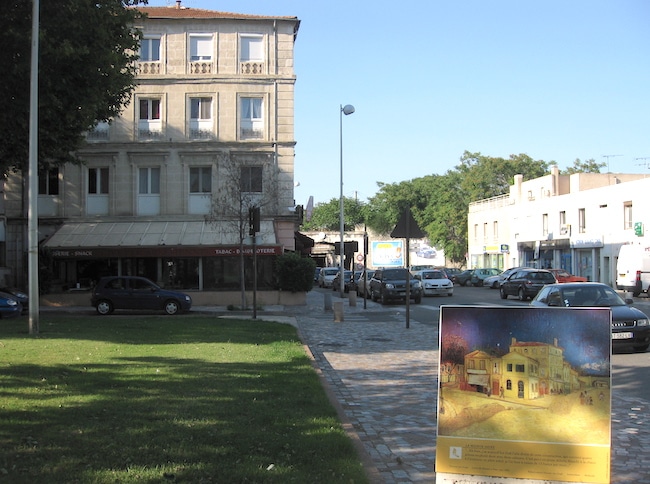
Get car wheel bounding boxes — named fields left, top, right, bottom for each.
left=492, top=281, right=499, bottom=289
left=164, top=300, right=180, bottom=315
left=447, top=292, right=453, bottom=296
left=381, top=291, right=388, bottom=305
left=518, top=288, right=526, bottom=301
left=464, top=280, right=472, bottom=287
left=634, top=344, right=649, bottom=353
left=96, top=300, right=114, bottom=315
left=500, top=287, right=508, bottom=299
left=414, top=295, right=422, bottom=304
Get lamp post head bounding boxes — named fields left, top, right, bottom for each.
left=341, top=104, right=355, bottom=115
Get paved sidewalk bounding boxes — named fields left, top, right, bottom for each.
left=280, top=292, right=650, bottom=484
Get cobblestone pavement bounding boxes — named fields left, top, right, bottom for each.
left=282, top=292, right=650, bottom=484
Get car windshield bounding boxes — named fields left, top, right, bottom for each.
left=421, top=271, right=443, bottom=279
left=562, top=285, right=626, bottom=307
left=383, top=269, right=412, bottom=279
left=323, top=268, right=338, bottom=275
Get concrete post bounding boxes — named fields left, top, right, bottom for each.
left=333, top=301, right=344, bottom=322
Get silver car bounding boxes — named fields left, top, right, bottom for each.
left=413, top=269, right=453, bottom=297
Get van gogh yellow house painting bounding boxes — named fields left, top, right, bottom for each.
left=437, top=306, right=611, bottom=484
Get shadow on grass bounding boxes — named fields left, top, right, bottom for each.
left=0, top=315, right=369, bottom=483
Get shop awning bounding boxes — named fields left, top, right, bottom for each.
left=42, top=220, right=279, bottom=258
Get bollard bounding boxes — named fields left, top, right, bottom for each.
left=324, top=292, right=332, bottom=311
left=348, top=290, right=357, bottom=307
left=333, top=301, right=344, bottom=322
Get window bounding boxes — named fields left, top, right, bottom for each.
left=88, top=168, right=109, bottom=194
left=140, top=36, right=161, bottom=62
left=138, top=167, right=160, bottom=216
left=190, top=167, right=212, bottom=193
left=483, top=222, right=488, bottom=241
left=189, top=97, right=213, bottom=139
left=240, top=35, right=263, bottom=62
left=493, top=221, right=498, bottom=239
left=190, top=34, right=212, bottom=61
left=240, top=97, right=263, bottom=139
left=240, top=34, right=264, bottom=74
left=240, top=166, right=263, bottom=193
left=189, top=167, right=211, bottom=215
left=138, top=98, right=162, bottom=139
left=578, top=208, right=586, bottom=233
left=515, top=364, right=525, bottom=373
left=624, top=202, right=633, bottom=229
left=38, top=167, right=59, bottom=195
left=139, top=99, right=160, bottom=121
left=559, top=210, right=566, bottom=226
left=139, top=167, right=160, bottom=194
left=87, top=167, right=109, bottom=215
left=542, top=213, right=548, bottom=236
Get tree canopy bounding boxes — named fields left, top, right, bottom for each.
left=0, top=0, right=145, bottom=174
left=303, top=151, right=602, bottom=266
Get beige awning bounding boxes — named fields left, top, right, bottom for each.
left=43, top=220, right=276, bottom=249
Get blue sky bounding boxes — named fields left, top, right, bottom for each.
left=147, top=0, right=650, bottom=207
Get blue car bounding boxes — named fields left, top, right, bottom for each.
left=0, top=291, right=22, bottom=318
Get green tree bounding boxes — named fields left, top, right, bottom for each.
left=561, top=158, right=605, bottom=174
left=301, top=197, right=367, bottom=231
left=0, top=0, right=145, bottom=174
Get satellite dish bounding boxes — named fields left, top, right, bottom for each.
left=318, top=232, right=326, bottom=241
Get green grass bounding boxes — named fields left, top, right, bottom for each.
left=0, top=314, right=368, bottom=483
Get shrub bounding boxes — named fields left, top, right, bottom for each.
left=275, top=253, right=315, bottom=292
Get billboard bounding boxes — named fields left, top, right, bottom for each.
left=437, top=306, right=611, bottom=484
left=371, top=240, right=403, bottom=267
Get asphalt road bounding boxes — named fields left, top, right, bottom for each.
left=315, top=284, right=650, bottom=402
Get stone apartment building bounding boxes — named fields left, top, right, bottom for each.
left=0, top=3, right=301, bottom=292
left=467, top=165, right=650, bottom=286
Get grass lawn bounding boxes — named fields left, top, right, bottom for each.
left=0, top=313, right=368, bottom=483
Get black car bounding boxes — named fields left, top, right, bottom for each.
left=91, top=276, right=192, bottom=315
left=452, top=269, right=474, bottom=286
left=369, top=268, right=423, bottom=304
left=531, top=282, right=650, bottom=353
left=500, top=269, right=556, bottom=300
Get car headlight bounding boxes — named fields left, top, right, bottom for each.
left=385, top=283, right=395, bottom=289
left=6, top=299, right=17, bottom=306
left=412, top=281, right=421, bottom=289
left=637, top=318, right=649, bottom=327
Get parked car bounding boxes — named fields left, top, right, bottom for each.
left=332, top=270, right=360, bottom=293
left=482, top=267, right=523, bottom=289
left=531, top=282, right=650, bottom=353
left=317, top=267, right=339, bottom=288
left=500, top=269, right=557, bottom=300
left=0, top=291, right=22, bottom=318
left=548, top=269, right=587, bottom=283
left=440, top=267, right=461, bottom=281
left=470, top=268, right=502, bottom=287
left=369, top=268, right=423, bottom=304
left=410, top=264, right=435, bottom=272
left=356, top=270, right=376, bottom=299
left=452, top=269, right=474, bottom=286
left=91, top=276, right=192, bottom=315
left=0, top=287, right=28, bottom=313
left=412, top=269, right=453, bottom=297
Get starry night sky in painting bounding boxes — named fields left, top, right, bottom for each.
left=439, top=306, right=611, bottom=376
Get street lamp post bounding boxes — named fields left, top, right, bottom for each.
left=339, top=104, right=355, bottom=297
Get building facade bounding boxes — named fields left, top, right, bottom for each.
left=467, top=166, right=650, bottom=286
left=0, top=4, right=301, bottom=291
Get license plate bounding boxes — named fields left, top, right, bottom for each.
left=612, top=332, right=633, bottom=340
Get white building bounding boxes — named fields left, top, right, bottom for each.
left=467, top=165, right=650, bottom=286
left=0, top=3, right=301, bottom=291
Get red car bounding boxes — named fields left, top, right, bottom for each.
left=548, top=269, right=587, bottom=283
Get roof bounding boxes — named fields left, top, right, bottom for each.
left=135, top=5, right=298, bottom=22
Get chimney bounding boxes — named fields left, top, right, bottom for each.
left=176, top=1, right=181, bottom=8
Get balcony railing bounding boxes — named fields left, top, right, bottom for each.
left=137, top=61, right=161, bottom=75
left=189, top=61, right=213, bottom=74
left=240, top=61, right=264, bottom=75
left=240, top=127, right=264, bottom=140
left=190, top=129, right=215, bottom=140
left=138, top=129, right=164, bottom=141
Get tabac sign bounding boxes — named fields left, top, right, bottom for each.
left=49, top=245, right=283, bottom=258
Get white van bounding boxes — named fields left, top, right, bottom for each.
left=616, top=244, right=650, bottom=296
